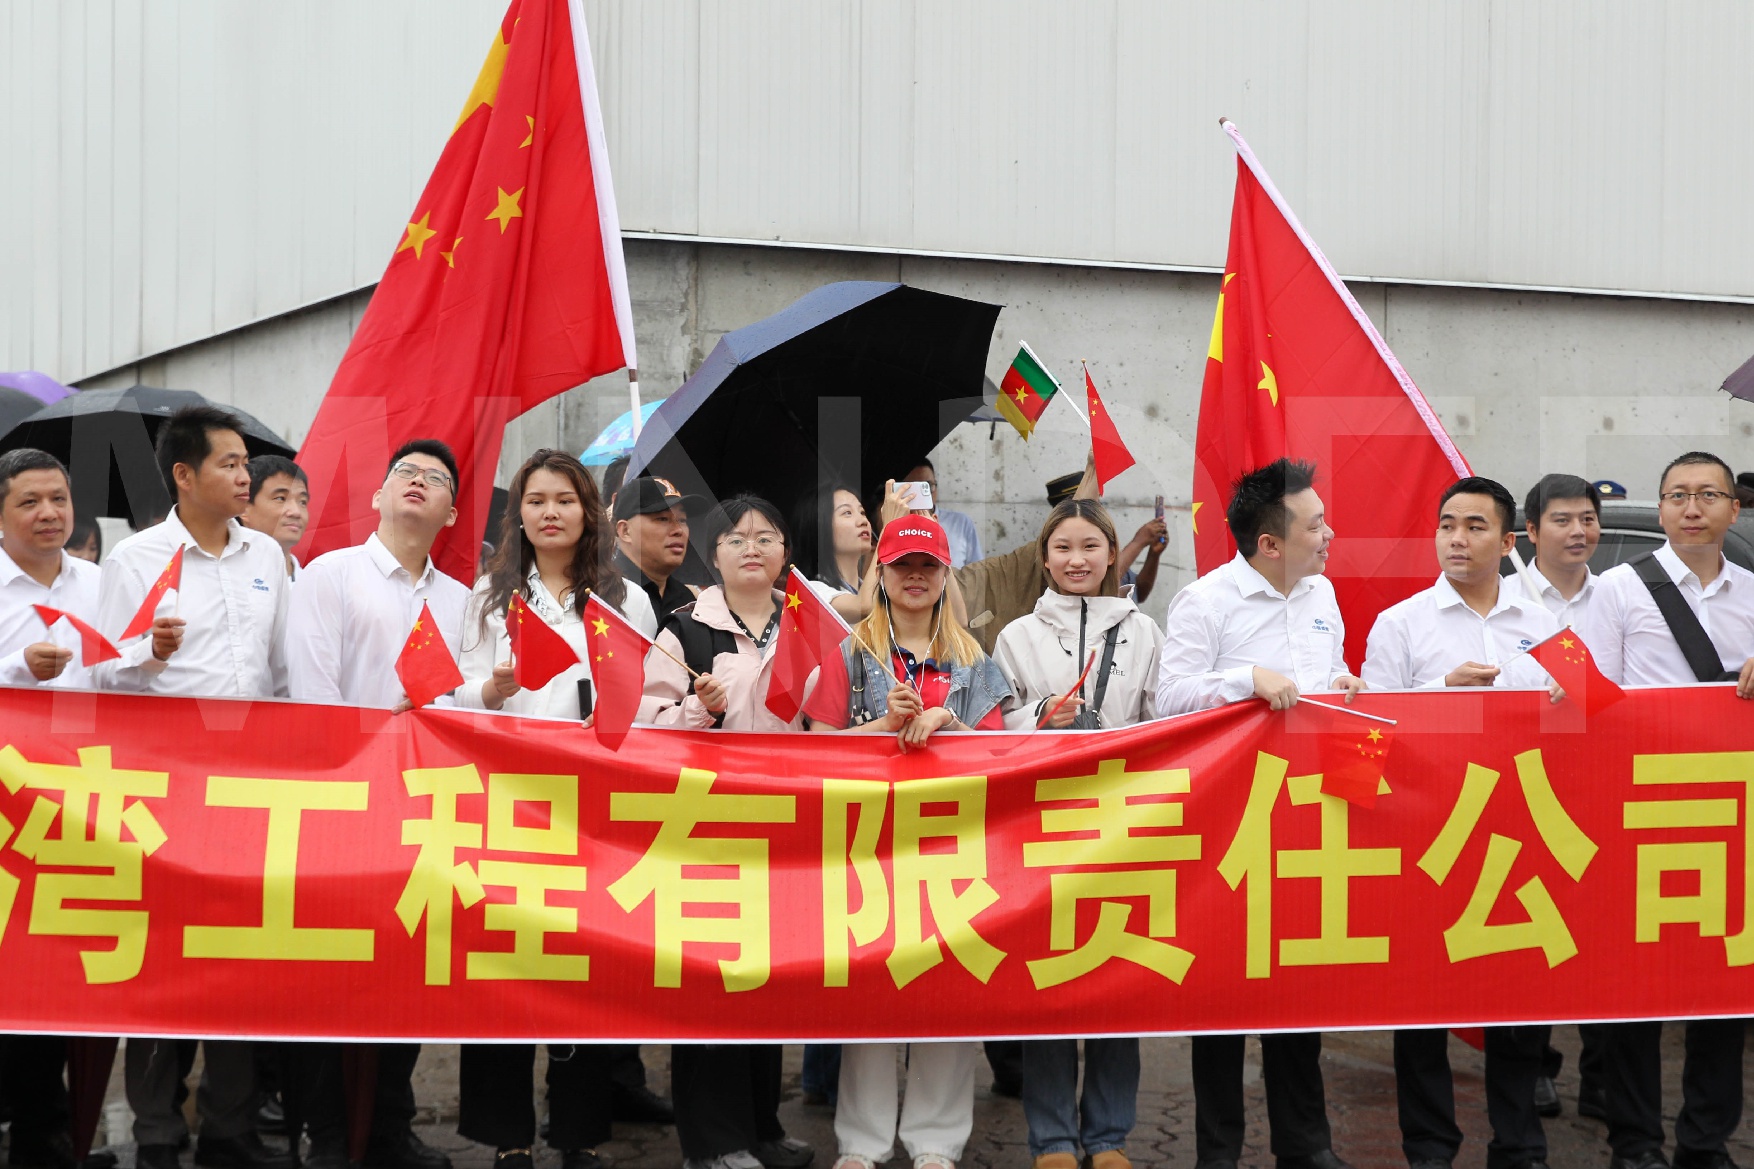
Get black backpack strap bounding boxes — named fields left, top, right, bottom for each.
left=659, top=604, right=740, bottom=726
left=1629, top=553, right=1737, bottom=683
left=1073, top=626, right=1123, bottom=730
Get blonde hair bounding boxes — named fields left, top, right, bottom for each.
left=851, top=564, right=983, bottom=667
left=1037, top=498, right=1122, bottom=597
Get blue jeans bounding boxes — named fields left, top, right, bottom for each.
left=802, top=1044, right=841, bottom=1104
left=1021, top=1038, right=1140, bottom=1157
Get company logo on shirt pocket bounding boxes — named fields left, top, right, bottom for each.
left=252, top=578, right=270, bottom=593
left=1517, top=638, right=1534, bottom=651
left=1311, top=617, right=1333, bottom=634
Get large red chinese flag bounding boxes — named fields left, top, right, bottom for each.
left=294, top=0, right=635, bottom=584
left=1193, top=121, right=1469, bottom=668
left=766, top=567, right=852, bottom=722
left=581, top=592, right=650, bottom=750
left=507, top=594, right=580, bottom=691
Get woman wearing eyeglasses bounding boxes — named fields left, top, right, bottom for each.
left=450, top=450, right=657, bottom=1169
left=989, top=499, right=1162, bottom=1169
left=638, top=494, right=816, bottom=1169
left=802, top=514, right=1010, bottom=1169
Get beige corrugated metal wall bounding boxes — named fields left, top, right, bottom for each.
left=8, top=0, right=1754, bottom=383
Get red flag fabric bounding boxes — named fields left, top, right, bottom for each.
left=1292, top=698, right=1396, bottom=809
left=1530, top=629, right=1626, bottom=718
left=121, top=546, right=184, bottom=640
left=1085, top=367, right=1136, bottom=494
left=766, top=567, right=852, bottom=722
left=581, top=592, right=651, bottom=749
left=395, top=602, right=464, bottom=710
left=507, top=594, right=580, bottom=691
left=32, top=605, right=121, bottom=666
left=1193, top=122, right=1469, bottom=669
left=293, top=0, right=635, bottom=585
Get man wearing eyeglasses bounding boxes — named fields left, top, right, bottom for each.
left=1587, top=451, right=1754, bottom=1169
left=282, top=440, right=467, bottom=1169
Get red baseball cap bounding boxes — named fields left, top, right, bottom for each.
left=877, top=516, right=951, bottom=566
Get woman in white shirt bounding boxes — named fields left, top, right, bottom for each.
left=454, top=450, right=655, bottom=1169
left=458, top=449, right=656, bottom=720
left=991, top=499, right=1162, bottom=1169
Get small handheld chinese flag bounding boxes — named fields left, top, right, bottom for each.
left=1085, top=366, right=1136, bottom=494
left=32, top=605, right=120, bottom=666
left=1294, top=699, right=1396, bottom=809
left=1530, top=629, right=1626, bottom=718
left=121, top=545, right=184, bottom=639
left=396, top=601, right=464, bottom=709
left=766, top=567, right=852, bottom=722
left=581, top=592, right=651, bottom=749
left=507, top=594, right=580, bottom=691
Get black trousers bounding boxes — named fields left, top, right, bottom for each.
left=1603, top=1019, right=1746, bottom=1160
left=279, top=1043, right=424, bottom=1150
left=458, top=1045, right=612, bottom=1151
left=0, top=1035, right=70, bottom=1144
left=605, top=1044, right=648, bottom=1092
left=1395, top=1026, right=1545, bottom=1169
left=1191, top=1033, right=1330, bottom=1162
left=672, top=1045, right=783, bottom=1160
left=1539, top=1024, right=1606, bottom=1092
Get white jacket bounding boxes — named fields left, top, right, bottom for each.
left=992, top=591, right=1163, bottom=730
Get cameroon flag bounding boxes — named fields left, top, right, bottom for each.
left=995, top=343, right=1062, bottom=439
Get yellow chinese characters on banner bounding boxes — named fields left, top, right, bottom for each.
left=1625, top=751, right=1754, bottom=965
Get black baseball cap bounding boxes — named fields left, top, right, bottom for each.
left=612, top=475, right=706, bottom=522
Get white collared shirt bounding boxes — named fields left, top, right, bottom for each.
left=0, top=548, right=101, bottom=689
left=455, top=569, right=657, bottom=719
left=1589, top=543, right=1754, bottom=686
left=95, top=508, right=289, bottom=697
left=1362, top=574, right=1559, bottom=690
left=1157, top=553, right=1350, bottom=715
left=1523, top=561, right=1597, bottom=629
left=286, top=532, right=470, bottom=708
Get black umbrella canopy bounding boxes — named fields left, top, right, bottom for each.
left=627, top=282, right=1002, bottom=525
left=0, top=385, right=295, bottom=526
left=0, top=388, right=49, bottom=440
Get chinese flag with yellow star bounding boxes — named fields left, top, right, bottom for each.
left=295, top=0, right=635, bottom=584
left=396, top=601, right=465, bottom=709
left=507, top=593, right=580, bottom=691
left=581, top=591, right=650, bottom=749
left=1530, top=629, right=1626, bottom=718
left=766, top=567, right=852, bottom=722
left=1294, top=700, right=1396, bottom=809
left=121, top=545, right=183, bottom=640
left=1193, top=121, right=1469, bottom=667
left=1085, top=367, right=1135, bottom=494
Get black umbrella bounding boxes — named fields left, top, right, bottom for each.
left=0, top=385, right=295, bottom=526
left=0, top=388, right=51, bottom=440
left=627, top=282, right=1002, bottom=518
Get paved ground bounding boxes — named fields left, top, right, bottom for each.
left=78, top=1025, right=1754, bottom=1169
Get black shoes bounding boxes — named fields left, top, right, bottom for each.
left=193, top=1133, right=297, bottom=1169
left=364, top=1131, right=452, bottom=1169
left=256, top=1097, right=287, bottom=1137
left=493, top=1150, right=534, bottom=1169
left=1610, top=1152, right=1670, bottom=1169
left=1676, top=1153, right=1740, bottom=1169
left=609, top=1082, right=675, bottom=1125
left=561, top=1152, right=604, bottom=1169
left=1579, top=1082, right=1608, bottom=1121
left=138, top=1146, right=182, bottom=1169
left=1534, top=1074, right=1561, bottom=1117
left=752, top=1138, right=815, bottom=1169
left=1279, top=1152, right=1354, bottom=1169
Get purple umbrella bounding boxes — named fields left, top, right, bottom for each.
left=0, top=370, right=74, bottom=405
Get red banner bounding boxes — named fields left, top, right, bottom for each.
left=2, top=685, right=1751, bottom=1040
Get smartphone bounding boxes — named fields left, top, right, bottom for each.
left=896, top=481, right=935, bottom=512
left=1154, top=495, right=1167, bottom=547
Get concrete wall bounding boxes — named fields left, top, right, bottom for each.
left=81, top=239, right=1754, bottom=621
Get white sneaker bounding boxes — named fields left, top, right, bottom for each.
left=685, top=1153, right=765, bottom=1169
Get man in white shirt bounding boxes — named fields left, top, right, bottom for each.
left=282, top=439, right=466, bottom=1169
left=1158, top=458, right=1363, bottom=1169
left=1587, top=451, right=1754, bottom=1169
left=1361, top=476, right=1556, bottom=1169
left=1518, top=472, right=1606, bottom=1124
left=240, top=454, right=310, bottom=581
left=0, top=449, right=99, bottom=689
left=94, top=407, right=292, bottom=1169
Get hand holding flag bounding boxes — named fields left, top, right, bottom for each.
left=1084, top=365, right=1136, bottom=494
left=396, top=601, right=463, bottom=710
left=506, top=594, right=581, bottom=691
left=1530, top=629, right=1625, bottom=718
left=33, top=605, right=121, bottom=667
left=581, top=592, right=653, bottom=749
left=766, top=568, right=853, bottom=722
left=121, top=546, right=184, bottom=640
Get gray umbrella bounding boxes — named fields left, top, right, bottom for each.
left=0, top=385, right=295, bottom=525
left=1724, top=351, right=1754, bottom=403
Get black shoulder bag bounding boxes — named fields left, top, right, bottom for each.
left=1628, top=553, right=1738, bottom=682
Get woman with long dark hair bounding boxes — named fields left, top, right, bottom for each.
left=453, top=450, right=656, bottom=1169
left=460, top=449, right=657, bottom=718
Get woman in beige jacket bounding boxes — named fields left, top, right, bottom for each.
left=990, top=498, right=1163, bottom=1169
